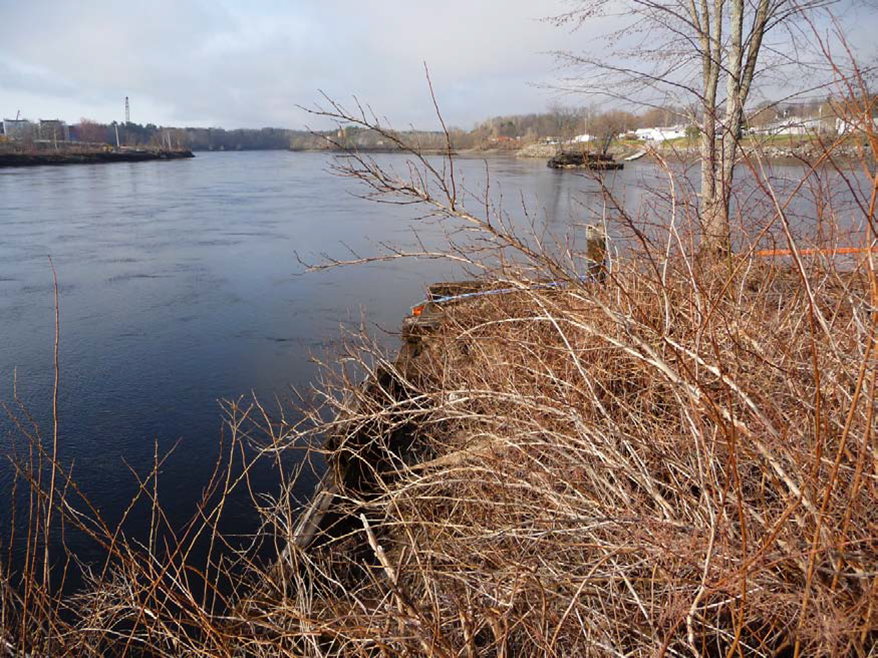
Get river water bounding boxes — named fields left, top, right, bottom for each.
left=0, top=152, right=632, bottom=570
left=0, top=151, right=869, bottom=579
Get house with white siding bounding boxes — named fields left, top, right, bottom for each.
left=633, top=125, right=687, bottom=141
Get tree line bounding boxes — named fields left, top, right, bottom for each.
left=69, top=119, right=304, bottom=151
left=64, top=93, right=867, bottom=157
left=60, top=105, right=704, bottom=153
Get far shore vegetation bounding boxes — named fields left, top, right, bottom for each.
left=3, top=96, right=872, bottom=159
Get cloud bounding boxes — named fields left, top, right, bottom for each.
left=0, top=0, right=586, bottom=128
left=2, top=1, right=870, bottom=129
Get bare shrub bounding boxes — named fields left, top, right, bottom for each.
left=2, top=41, right=877, bottom=658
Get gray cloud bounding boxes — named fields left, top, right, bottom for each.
left=0, top=0, right=589, bottom=129
left=1, top=1, right=871, bottom=129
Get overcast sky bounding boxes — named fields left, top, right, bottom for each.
left=0, top=0, right=597, bottom=130
left=1, top=1, right=873, bottom=131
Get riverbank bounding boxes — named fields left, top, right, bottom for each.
left=3, top=253, right=873, bottom=655
left=251, top=254, right=874, bottom=657
left=515, top=138, right=872, bottom=163
left=0, top=148, right=194, bottom=168
left=1, top=148, right=874, bottom=656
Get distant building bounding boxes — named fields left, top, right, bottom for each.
left=570, top=133, right=594, bottom=143
left=2, top=118, right=36, bottom=140
left=758, top=118, right=806, bottom=136
left=753, top=116, right=830, bottom=136
left=39, top=119, right=69, bottom=142
left=634, top=125, right=687, bottom=141
left=835, top=116, right=877, bottom=135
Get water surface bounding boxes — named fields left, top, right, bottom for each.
left=0, top=152, right=623, bottom=565
left=0, top=151, right=866, bottom=574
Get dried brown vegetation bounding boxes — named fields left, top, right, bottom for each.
left=274, top=257, right=876, bottom=656
left=2, top=50, right=878, bottom=658
left=246, top=69, right=877, bottom=655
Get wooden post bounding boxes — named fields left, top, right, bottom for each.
left=585, top=224, right=608, bottom=279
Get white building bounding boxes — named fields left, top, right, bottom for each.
left=754, top=117, right=829, bottom=136
left=835, top=116, right=877, bottom=135
left=2, top=118, right=36, bottom=140
left=756, top=118, right=806, bottom=136
left=570, top=133, right=594, bottom=143
left=633, top=125, right=687, bottom=141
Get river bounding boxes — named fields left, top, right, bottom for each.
left=0, top=150, right=868, bottom=582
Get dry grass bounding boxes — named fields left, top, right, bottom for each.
left=233, top=63, right=878, bottom=655
left=238, top=253, right=875, bottom=657
left=2, top=48, right=877, bottom=658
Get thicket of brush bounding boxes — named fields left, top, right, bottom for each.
left=2, top=65, right=877, bottom=658
left=274, top=256, right=875, bottom=657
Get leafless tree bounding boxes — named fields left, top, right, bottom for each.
left=589, top=108, right=635, bottom=154
left=547, top=101, right=584, bottom=151
left=550, top=0, right=855, bottom=253
left=74, top=118, right=109, bottom=145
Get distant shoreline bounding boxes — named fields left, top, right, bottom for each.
left=3, top=144, right=859, bottom=169
left=289, top=141, right=870, bottom=164
left=0, top=149, right=195, bottom=168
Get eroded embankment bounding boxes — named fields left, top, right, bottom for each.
left=256, top=258, right=876, bottom=657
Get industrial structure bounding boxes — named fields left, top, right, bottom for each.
left=2, top=118, right=36, bottom=140
left=39, top=119, right=69, bottom=142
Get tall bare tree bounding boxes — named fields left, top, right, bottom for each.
left=551, top=0, right=838, bottom=253
left=547, top=101, right=585, bottom=152
left=74, top=118, right=110, bottom=145
left=589, top=109, right=636, bottom=155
